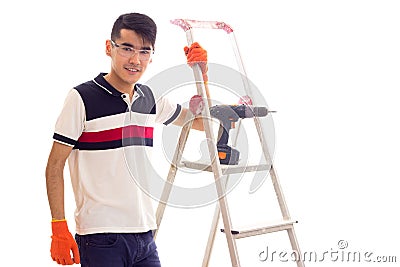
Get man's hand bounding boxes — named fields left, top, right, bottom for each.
left=184, top=42, right=208, bottom=82
left=189, top=95, right=205, bottom=115
left=50, top=220, right=80, bottom=265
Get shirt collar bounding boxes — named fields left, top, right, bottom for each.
left=93, top=73, right=144, bottom=98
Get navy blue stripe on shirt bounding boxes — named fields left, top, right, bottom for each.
left=53, top=133, right=77, bottom=146
left=75, top=76, right=157, bottom=122
left=164, top=104, right=182, bottom=125
left=73, top=137, right=153, bottom=150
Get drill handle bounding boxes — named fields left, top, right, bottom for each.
left=216, top=121, right=232, bottom=146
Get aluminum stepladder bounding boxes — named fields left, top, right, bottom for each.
left=154, top=19, right=305, bottom=267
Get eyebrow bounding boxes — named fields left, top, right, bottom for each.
left=120, top=42, right=152, bottom=50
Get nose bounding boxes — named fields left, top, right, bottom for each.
left=128, top=51, right=141, bottom=64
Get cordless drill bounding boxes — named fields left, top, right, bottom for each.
left=209, top=104, right=270, bottom=165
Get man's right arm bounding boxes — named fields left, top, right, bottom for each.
left=45, top=141, right=73, bottom=220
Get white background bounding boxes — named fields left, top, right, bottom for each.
left=1, top=0, right=399, bottom=266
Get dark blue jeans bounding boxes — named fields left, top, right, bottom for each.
left=75, top=231, right=161, bottom=267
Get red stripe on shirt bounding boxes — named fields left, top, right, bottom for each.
left=78, top=125, right=153, bottom=143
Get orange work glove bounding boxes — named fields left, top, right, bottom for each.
left=50, top=220, right=80, bottom=265
left=184, top=42, right=208, bottom=82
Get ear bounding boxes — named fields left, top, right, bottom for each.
left=105, top=40, right=112, bottom=56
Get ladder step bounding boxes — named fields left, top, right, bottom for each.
left=180, top=161, right=271, bottom=174
left=220, top=219, right=298, bottom=239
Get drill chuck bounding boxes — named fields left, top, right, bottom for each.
left=238, top=106, right=269, bottom=118
left=250, top=106, right=269, bottom=117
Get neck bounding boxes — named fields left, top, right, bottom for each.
left=104, top=73, right=135, bottom=98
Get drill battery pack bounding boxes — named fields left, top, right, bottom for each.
left=217, top=144, right=240, bottom=165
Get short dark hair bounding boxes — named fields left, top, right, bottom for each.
left=111, top=13, right=157, bottom=49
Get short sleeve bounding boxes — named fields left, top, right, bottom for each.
left=53, top=89, right=86, bottom=146
left=155, top=96, right=182, bottom=125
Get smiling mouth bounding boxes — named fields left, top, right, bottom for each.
left=126, top=67, right=140, bottom=73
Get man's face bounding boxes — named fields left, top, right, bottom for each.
left=106, top=29, right=153, bottom=91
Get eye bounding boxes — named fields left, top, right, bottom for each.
left=140, top=50, right=151, bottom=55
left=122, top=46, right=134, bottom=52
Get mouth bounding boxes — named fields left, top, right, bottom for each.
left=125, top=66, right=141, bottom=73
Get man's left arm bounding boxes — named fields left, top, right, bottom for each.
left=172, top=107, right=204, bottom=131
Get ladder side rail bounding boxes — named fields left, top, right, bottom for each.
left=228, top=31, right=274, bottom=165
left=183, top=26, right=242, bottom=267
left=202, top=119, right=244, bottom=267
left=270, top=166, right=305, bottom=267
left=287, top=227, right=306, bottom=267
left=154, top=118, right=193, bottom=239
left=228, top=30, right=292, bottom=220
left=228, top=25, right=306, bottom=267
left=202, top=196, right=221, bottom=267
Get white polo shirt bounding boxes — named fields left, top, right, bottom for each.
left=53, top=73, right=181, bottom=235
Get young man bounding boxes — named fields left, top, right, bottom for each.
left=46, top=12, right=207, bottom=266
